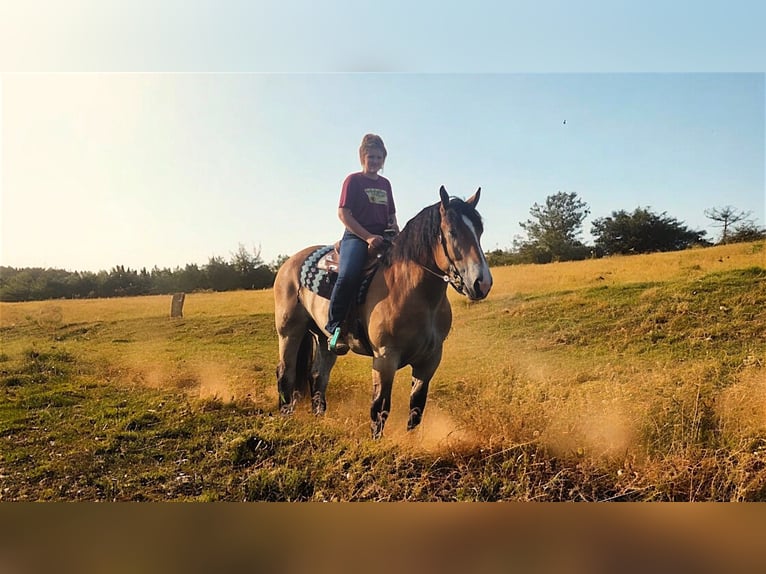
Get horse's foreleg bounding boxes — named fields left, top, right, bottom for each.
left=408, top=351, right=442, bottom=431
left=370, top=356, right=397, bottom=439
left=407, top=376, right=430, bottom=431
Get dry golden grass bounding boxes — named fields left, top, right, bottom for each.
left=0, top=289, right=275, bottom=327
left=485, top=241, right=764, bottom=297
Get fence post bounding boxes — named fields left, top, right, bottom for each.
left=170, top=293, right=186, bottom=318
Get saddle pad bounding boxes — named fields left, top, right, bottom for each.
left=298, top=245, right=378, bottom=304
left=299, top=245, right=335, bottom=300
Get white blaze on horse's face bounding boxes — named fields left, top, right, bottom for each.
left=458, top=214, right=493, bottom=300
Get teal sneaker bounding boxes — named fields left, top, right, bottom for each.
left=328, top=326, right=349, bottom=355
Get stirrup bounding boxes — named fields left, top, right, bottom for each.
left=328, top=326, right=349, bottom=355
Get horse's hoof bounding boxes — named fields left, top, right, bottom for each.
left=407, top=418, right=422, bottom=430
left=280, top=404, right=295, bottom=416
left=407, top=408, right=423, bottom=430
left=371, top=411, right=388, bottom=439
left=311, top=393, right=326, bottom=416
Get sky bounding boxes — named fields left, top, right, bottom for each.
left=1, top=2, right=764, bottom=273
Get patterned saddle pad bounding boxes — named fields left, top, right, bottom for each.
left=299, top=245, right=378, bottom=303
left=299, top=246, right=336, bottom=300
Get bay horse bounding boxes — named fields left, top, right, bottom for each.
left=273, top=186, right=492, bottom=438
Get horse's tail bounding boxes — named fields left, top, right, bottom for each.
left=294, top=331, right=315, bottom=400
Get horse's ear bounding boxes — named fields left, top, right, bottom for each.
left=466, top=187, right=481, bottom=207
left=439, top=185, right=449, bottom=209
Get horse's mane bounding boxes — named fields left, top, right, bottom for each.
left=381, top=197, right=484, bottom=267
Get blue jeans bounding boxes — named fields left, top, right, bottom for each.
left=326, top=231, right=368, bottom=334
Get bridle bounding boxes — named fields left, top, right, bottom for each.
left=417, top=230, right=466, bottom=294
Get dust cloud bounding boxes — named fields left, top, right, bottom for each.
left=391, top=405, right=483, bottom=454
left=120, top=359, right=260, bottom=403
left=536, top=394, right=636, bottom=460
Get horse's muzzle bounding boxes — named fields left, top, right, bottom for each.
left=467, top=273, right=493, bottom=300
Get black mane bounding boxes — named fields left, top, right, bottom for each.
left=381, top=197, right=483, bottom=267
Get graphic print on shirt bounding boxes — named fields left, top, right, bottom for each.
left=364, top=187, right=389, bottom=205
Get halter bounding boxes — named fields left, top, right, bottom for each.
left=417, top=230, right=466, bottom=293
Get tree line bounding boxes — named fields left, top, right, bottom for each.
left=0, top=245, right=287, bottom=303
left=486, top=193, right=765, bottom=266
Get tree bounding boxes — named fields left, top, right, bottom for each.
left=726, top=221, right=766, bottom=243
left=704, top=206, right=752, bottom=244
left=0, top=268, right=34, bottom=301
left=591, top=207, right=708, bottom=255
left=231, top=244, right=262, bottom=289
left=518, top=192, right=591, bottom=262
left=73, top=271, right=99, bottom=298
left=149, top=266, right=180, bottom=294
left=176, top=264, right=205, bottom=292
left=0, top=241, right=280, bottom=301
left=101, top=265, right=147, bottom=297
left=485, top=248, right=519, bottom=267
left=205, top=256, right=240, bottom=292
left=230, top=244, right=275, bottom=289
left=269, top=254, right=290, bottom=273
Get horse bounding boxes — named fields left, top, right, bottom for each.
left=273, top=186, right=492, bottom=438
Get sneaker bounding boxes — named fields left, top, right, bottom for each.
left=328, top=326, right=349, bottom=355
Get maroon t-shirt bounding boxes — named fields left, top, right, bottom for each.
left=338, top=172, right=395, bottom=236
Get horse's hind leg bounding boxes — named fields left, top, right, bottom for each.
left=310, top=337, right=337, bottom=416
left=276, top=339, right=296, bottom=414
left=276, top=331, right=311, bottom=414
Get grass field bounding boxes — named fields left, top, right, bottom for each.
left=1, top=241, right=764, bottom=501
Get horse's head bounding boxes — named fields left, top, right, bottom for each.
left=437, top=186, right=493, bottom=300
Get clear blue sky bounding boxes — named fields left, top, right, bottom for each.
left=1, top=2, right=764, bottom=272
